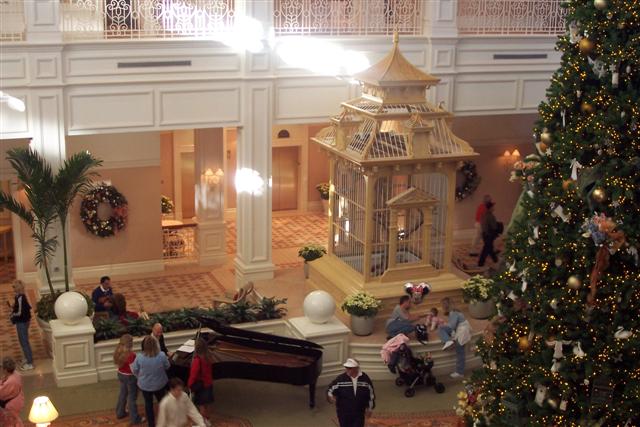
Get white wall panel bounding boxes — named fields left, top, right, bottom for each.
left=158, top=87, right=240, bottom=126
left=454, top=79, right=518, bottom=112
left=65, top=52, right=241, bottom=78
left=0, top=92, right=30, bottom=137
left=276, top=82, right=350, bottom=120
left=0, top=56, right=27, bottom=79
left=68, top=91, right=154, bottom=131
left=521, top=78, right=550, bottom=109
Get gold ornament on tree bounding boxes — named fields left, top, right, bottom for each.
left=562, top=179, right=574, bottom=191
left=579, top=38, right=595, bottom=54
left=581, top=102, right=595, bottom=113
left=540, top=128, right=552, bottom=144
left=518, top=336, right=531, bottom=351
left=591, top=187, right=607, bottom=203
left=567, top=275, right=582, bottom=290
left=593, top=0, right=607, bottom=10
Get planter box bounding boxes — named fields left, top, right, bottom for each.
left=468, top=300, right=496, bottom=319
left=94, top=319, right=291, bottom=381
left=36, top=316, right=53, bottom=358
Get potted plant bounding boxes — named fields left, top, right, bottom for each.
left=0, top=148, right=101, bottom=352
left=298, top=244, right=326, bottom=278
left=161, top=195, right=174, bottom=217
left=462, top=275, right=495, bottom=319
left=315, top=183, right=330, bottom=214
left=341, top=291, right=383, bottom=336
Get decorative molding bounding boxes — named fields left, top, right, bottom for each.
left=453, top=78, right=518, bottom=112
left=67, top=91, right=155, bottom=131
left=65, top=52, right=241, bottom=78
left=23, top=259, right=165, bottom=283
left=158, top=87, right=241, bottom=126
left=520, top=78, right=551, bottom=109
left=276, top=82, right=350, bottom=120
left=35, top=56, right=58, bottom=79
left=0, top=56, right=27, bottom=80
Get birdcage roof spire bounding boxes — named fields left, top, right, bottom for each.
left=353, top=32, right=440, bottom=87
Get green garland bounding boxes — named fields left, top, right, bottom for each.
left=455, top=161, right=481, bottom=201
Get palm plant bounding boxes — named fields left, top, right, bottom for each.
left=0, top=147, right=101, bottom=294
left=52, top=151, right=102, bottom=291
left=0, top=148, right=58, bottom=293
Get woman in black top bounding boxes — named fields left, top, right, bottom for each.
left=9, top=280, right=33, bottom=371
left=478, top=202, right=501, bottom=267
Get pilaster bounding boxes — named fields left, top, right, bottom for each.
left=194, top=128, right=227, bottom=266
left=50, top=317, right=98, bottom=387
left=234, top=81, right=275, bottom=287
left=288, top=316, right=351, bottom=386
left=23, top=0, right=63, bottom=43
left=29, top=89, right=74, bottom=293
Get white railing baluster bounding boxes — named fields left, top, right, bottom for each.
left=457, top=0, right=566, bottom=35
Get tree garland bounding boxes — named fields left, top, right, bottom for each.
left=455, top=161, right=481, bottom=201
left=80, top=184, right=128, bottom=238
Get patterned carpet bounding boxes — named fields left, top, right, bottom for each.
left=76, top=272, right=227, bottom=314
left=452, top=240, right=505, bottom=276
left=0, top=287, right=47, bottom=362
left=225, top=213, right=328, bottom=254
left=53, top=408, right=252, bottom=427
left=0, top=272, right=227, bottom=364
left=0, top=257, right=16, bottom=284
left=335, top=411, right=462, bottom=427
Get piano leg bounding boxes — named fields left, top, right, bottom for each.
left=309, top=382, right=317, bottom=408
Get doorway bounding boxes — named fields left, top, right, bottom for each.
left=272, top=146, right=299, bottom=211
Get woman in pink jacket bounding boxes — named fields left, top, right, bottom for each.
left=0, top=357, right=25, bottom=427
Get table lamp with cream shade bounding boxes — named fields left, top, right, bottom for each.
left=29, top=396, right=59, bottom=427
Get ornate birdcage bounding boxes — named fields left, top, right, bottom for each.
left=310, top=34, right=477, bottom=297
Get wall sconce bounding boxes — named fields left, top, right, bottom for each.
left=502, top=149, right=521, bottom=170
left=203, top=168, right=224, bottom=186
left=29, top=396, right=59, bottom=427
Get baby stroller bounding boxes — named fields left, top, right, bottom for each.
left=387, top=343, right=445, bottom=397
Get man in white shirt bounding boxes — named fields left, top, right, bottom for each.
left=157, top=378, right=206, bottom=427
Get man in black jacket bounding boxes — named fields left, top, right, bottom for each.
left=327, top=358, right=375, bottom=427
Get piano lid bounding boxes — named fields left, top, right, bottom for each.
left=197, top=316, right=323, bottom=351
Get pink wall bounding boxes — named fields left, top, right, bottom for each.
left=307, top=124, right=330, bottom=202
left=451, top=114, right=538, bottom=231
left=70, top=166, right=163, bottom=267
left=160, top=132, right=174, bottom=200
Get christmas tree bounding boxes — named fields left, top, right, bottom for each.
left=459, top=0, right=640, bottom=425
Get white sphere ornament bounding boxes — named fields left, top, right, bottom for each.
left=54, top=291, right=88, bottom=325
left=303, top=290, right=336, bottom=324
left=593, top=0, right=607, bottom=10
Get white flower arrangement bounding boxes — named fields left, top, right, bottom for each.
left=341, top=292, right=383, bottom=317
left=462, top=275, right=494, bottom=303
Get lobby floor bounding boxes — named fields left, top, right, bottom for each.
left=21, top=370, right=464, bottom=426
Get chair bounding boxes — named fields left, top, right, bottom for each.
left=212, top=281, right=255, bottom=308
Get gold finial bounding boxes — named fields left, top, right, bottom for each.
left=393, top=31, right=399, bottom=46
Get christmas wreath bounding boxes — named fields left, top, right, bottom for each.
left=80, top=184, right=128, bottom=238
left=455, top=161, right=481, bottom=201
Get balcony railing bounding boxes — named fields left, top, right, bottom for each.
left=0, top=0, right=25, bottom=41
left=61, top=0, right=235, bottom=40
left=274, top=0, right=422, bottom=36
left=162, top=222, right=197, bottom=261
left=457, top=0, right=566, bottom=35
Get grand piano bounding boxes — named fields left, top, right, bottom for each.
left=170, top=316, right=323, bottom=407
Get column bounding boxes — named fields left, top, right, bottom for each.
left=30, top=89, right=73, bottom=293
left=234, top=82, right=275, bottom=287
left=24, top=0, right=63, bottom=43
left=194, top=128, right=227, bottom=266
left=443, top=166, right=457, bottom=271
